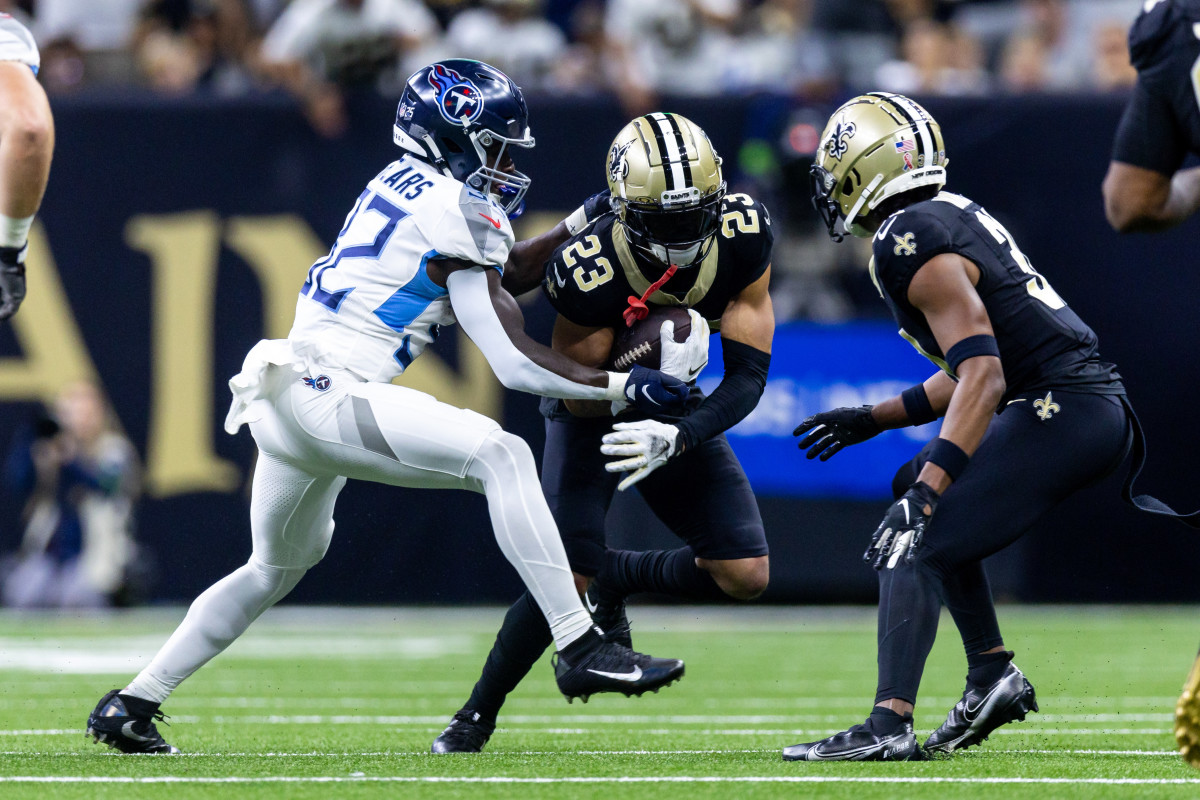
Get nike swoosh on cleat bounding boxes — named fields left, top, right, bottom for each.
left=478, top=213, right=502, bottom=229
left=586, top=666, right=643, bottom=681
left=963, top=680, right=1009, bottom=721
left=121, top=721, right=159, bottom=743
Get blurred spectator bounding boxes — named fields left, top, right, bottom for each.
left=33, top=0, right=143, bottom=87
left=723, top=0, right=835, bottom=96
left=998, top=28, right=1049, bottom=92
left=604, top=0, right=741, bottom=114
left=1091, top=19, right=1136, bottom=91
left=259, top=0, right=440, bottom=137
left=135, top=0, right=262, bottom=95
left=1, top=381, right=145, bottom=608
left=876, top=20, right=989, bottom=96
left=546, top=0, right=613, bottom=94
left=442, top=0, right=566, bottom=92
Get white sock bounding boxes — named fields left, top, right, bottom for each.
left=466, top=431, right=592, bottom=650
left=0, top=214, right=34, bottom=249
left=124, top=558, right=306, bottom=704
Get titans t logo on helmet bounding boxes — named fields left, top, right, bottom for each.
left=427, top=64, right=484, bottom=127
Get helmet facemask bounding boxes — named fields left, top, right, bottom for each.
left=463, top=126, right=535, bottom=217
left=617, top=184, right=725, bottom=269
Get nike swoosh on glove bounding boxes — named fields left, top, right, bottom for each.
left=864, top=481, right=939, bottom=570
left=600, top=419, right=680, bottom=491
left=658, top=309, right=710, bottom=383
left=624, top=365, right=689, bottom=414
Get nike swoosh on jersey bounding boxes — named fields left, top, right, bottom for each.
left=876, top=215, right=898, bottom=241
left=478, top=213, right=502, bottom=229
left=586, top=666, right=643, bottom=682
left=121, top=721, right=159, bottom=743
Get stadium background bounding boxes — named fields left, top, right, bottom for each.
left=1, top=0, right=1199, bottom=607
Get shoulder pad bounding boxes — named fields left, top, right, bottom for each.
left=431, top=184, right=514, bottom=270
left=0, top=15, right=39, bottom=70
left=870, top=207, right=955, bottom=296
left=541, top=229, right=626, bottom=328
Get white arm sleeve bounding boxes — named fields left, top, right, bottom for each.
left=447, top=267, right=627, bottom=402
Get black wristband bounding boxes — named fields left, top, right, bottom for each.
left=900, top=384, right=937, bottom=426
left=926, top=437, right=970, bottom=482
left=945, top=334, right=1000, bottom=374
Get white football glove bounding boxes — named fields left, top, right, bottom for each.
left=601, top=419, right=680, bottom=491
left=658, top=309, right=710, bottom=383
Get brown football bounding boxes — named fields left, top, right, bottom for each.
left=607, top=306, right=692, bottom=371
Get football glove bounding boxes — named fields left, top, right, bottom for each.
left=563, top=190, right=613, bottom=235
left=623, top=365, right=689, bottom=415
left=601, top=419, right=680, bottom=491
left=793, top=405, right=882, bottom=461
left=658, top=309, right=710, bottom=383
left=864, top=481, right=939, bottom=570
left=0, top=244, right=27, bottom=321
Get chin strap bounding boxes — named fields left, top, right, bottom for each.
left=622, top=263, right=678, bottom=327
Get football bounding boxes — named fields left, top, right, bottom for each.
left=608, top=306, right=692, bottom=371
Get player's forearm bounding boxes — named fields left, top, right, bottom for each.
left=673, top=338, right=769, bottom=451
left=503, top=221, right=571, bottom=296
left=872, top=371, right=956, bottom=429
left=916, top=357, right=1004, bottom=493
left=447, top=267, right=625, bottom=401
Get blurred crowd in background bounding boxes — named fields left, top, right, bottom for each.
left=1, top=0, right=1142, bottom=115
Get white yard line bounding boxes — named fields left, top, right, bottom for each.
left=2, top=776, right=1200, bottom=785
left=0, top=748, right=1181, bottom=757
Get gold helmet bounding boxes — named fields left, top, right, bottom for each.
left=605, top=112, right=725, bottom=269
left=811, top=92, right=947, bottom=240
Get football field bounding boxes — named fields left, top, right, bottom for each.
left=1, top=605, right=1197, bottom=799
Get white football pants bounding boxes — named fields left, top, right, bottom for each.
left=125, top=365, right=592, bottom=704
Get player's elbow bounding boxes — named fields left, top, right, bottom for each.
left=959, top=356, right=1005, bottom=407
left=1102, top=167, right=1164, bottom=233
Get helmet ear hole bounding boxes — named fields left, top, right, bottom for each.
left=842, top=176, right=854, bottom=196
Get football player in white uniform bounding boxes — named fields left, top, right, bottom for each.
left=0, top=13, right=53, bottom=320
left=86, top=60, right=691, bottom=754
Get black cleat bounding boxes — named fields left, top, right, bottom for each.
left=431, top=708, right=496, bottom=754
left=585, top=582, right=632, bottom=649
left=923, top=662, right=1039, bottom=755
left=552, top=629, right=684, bottom=703
left=86, top=690, right=180, bottom=754
left=783, top=716, right=924, bottom=761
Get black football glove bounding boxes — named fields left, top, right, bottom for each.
left=0, top=244, right=28, bottom=321
left=625, top=364, right=689, bottom=414
left=793, top=405, right=882, bottom=461
left=864, top=481, right=939, bottom=570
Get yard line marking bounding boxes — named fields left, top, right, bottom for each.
left=187, top=713, right=1176, bottom=725
left=3, top=777, right=1200, bottom=785
left=0, top=730, right=74, bottom=736
left=0, top=748, right=1180, bottom=757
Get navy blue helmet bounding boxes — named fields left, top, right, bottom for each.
left=393, top=60, right=535, bottom=216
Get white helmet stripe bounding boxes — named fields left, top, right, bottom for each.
left=650, top=112, right=689, bottom=191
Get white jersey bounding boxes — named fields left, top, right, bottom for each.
left=0, top=14, right=39, bottom=72
left=288, top=155, right=515, bottom=383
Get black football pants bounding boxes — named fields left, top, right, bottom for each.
left=875, top=389, right=1130, bottom=704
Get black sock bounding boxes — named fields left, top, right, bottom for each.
left=966, top=649, right=1014, bottom=688
left=865, top=706, right=908, bottom=735
left=119, top=693, right=161, bottom=719
left=598, top=547, right=727, bottom=602
left=464, top=592, right=553, bottom=723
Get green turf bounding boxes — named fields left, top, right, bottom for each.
left=1, top=605, right=1197, bottom=799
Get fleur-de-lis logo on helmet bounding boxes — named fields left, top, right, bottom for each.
left=826, top=120, right=857, bottom=161
left=1033, top=391, right=1061, bottom=421
left=608, top=140, right=632, bottom=185
left=427, top=63, right=484, bottom=126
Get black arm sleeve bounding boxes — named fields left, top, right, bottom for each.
left=673, top=338, right=770, bottom=451
left=1111, top=80, right=1189, bottom=176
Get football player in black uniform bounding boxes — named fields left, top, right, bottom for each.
left=783, top=93, right=1131, bottom=761
left=1103, top=0, right=1200, bottom=767
left=431, top=112, right=776, bottom=753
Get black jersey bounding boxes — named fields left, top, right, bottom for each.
left=538, top=192, right=773, bottom=418
left=870, top=192, right=1122, bottom=402
left=1112, top=0, right=1200, bottom=174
